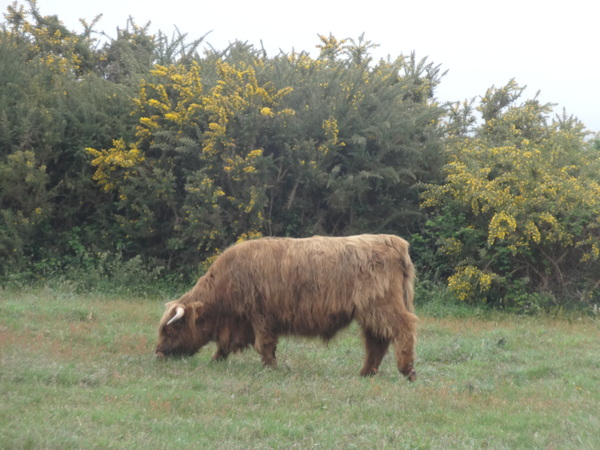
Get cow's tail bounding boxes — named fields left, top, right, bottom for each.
left=400, top=240, right=416, bottom=313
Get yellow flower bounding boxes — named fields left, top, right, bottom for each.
left=487, top=211, right=517, bottom=245
left=448, top=266, right=495, bottom=303
left=260, top=107, right=273, bottom=116
left=247, top=149, right=263, bottom=158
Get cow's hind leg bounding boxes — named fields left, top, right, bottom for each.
left=360, top=329, right=390, bottom=376
left=392, top=312, right=418, bottom=381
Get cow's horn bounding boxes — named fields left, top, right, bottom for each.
left=166, top=306, right=185, bottom=325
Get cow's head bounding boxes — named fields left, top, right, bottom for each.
left=155, top=302, right=211, bottom=358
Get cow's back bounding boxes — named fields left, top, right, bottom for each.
left=208, top=235, right=410, bottom=336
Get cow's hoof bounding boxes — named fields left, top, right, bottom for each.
left=359, top=367, right=378, bottom=377
left=401, top=362, right=416, bottom=381
left=262, top=359, right=278, bottom=369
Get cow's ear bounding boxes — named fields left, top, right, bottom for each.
left=191, top=302, right=204, bottom=321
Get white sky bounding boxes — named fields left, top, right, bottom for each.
left=7, top=0, right=599, bottom=131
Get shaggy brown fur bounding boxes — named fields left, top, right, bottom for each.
left=156, top=234, right=418, bottom=380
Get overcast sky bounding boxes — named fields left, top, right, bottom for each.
left=10, top=0, right=599, bottom=131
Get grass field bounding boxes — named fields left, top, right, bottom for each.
left=1, top=287, right=599, bottom=448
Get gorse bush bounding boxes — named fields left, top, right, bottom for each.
left=84, top=37, right=446, bottom=269
left=1, top=2, right=446, bottom=273
left=421, top=81, right=600, bottom=308
left=1, top=2, right=599, bottom=308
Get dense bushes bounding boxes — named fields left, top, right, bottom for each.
left=1, top=2, right=598, bottom=308
left=420, top=82, right=600, bottom=308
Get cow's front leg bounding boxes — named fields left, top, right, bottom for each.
left=254, top=333, right=278, bottom=368
left=212, top=324, right=232, bottom=361
left=212, top=346, right=230, bottom=361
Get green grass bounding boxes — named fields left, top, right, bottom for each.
left=1, top=287, right=599, bottom=448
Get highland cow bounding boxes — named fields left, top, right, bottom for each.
left=155, top=234, right=418, bottom=380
